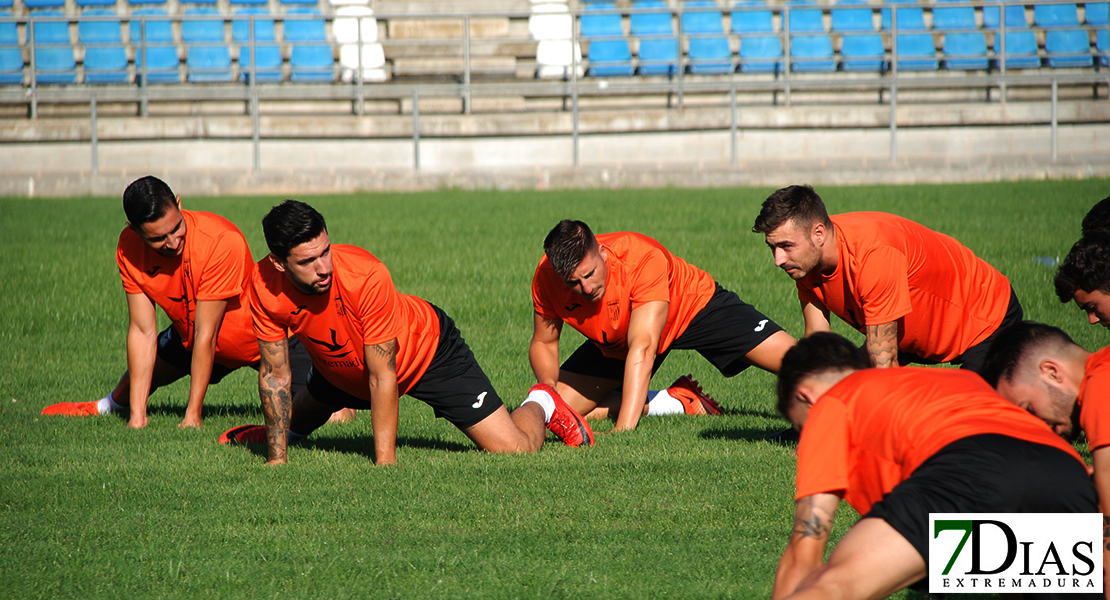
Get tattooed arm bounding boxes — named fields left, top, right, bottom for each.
left=365, top=339, right=400, bottom=466
left=865, top=321, right=900, bottom=368
left=258, top=338, right=292, bottom=465
left=772, top=492, right=842, bottom=599
left=1090, top=446, right=1110, bottom=599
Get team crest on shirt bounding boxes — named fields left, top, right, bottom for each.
left=607, top=302, right=620, bottom=322
left=334, top=292, right=346, bottom=316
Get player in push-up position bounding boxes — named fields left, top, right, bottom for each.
left=42, top=176, right=309, bottom=428
left=755, top=184, right=1021, bottom=373
left=221, top=201, right=592, bottom=465
left=530, top=220, right=796, bottom=432
left=773, top=333, right=1099, bottom=600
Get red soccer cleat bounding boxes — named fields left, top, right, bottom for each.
left=218, top=425, right=267, bottom=445
left=536, top=383, right=595, bottom=447
left=41, top=401, right=101, bottom=417
left=667, top=375, right=723, bottom=416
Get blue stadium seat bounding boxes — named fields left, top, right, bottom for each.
left=891, top=33, right=938, bottom=69
left=0, top=0, right=12, bottom=6
left=1034, top=3, right=1092, bottom=66
left=881, top=0, right=927, bottom=30
left=982, top=2, right=1041, bottom=68
left=1087, top=2, right=1109, bottom=24
left=581, top=2, right=634, bottom=76
left=24, top=0, right=65, bottom=8
left=79, top=9, right=129, bottom=83
left=682, top=0, right=733, bottom=73
left=785, top=1, right=834, bottom=71
left=182, top=7, right=232, bottom=81
left=982, top=2, right=1026, bottom=28
left=932, top=0, right=976, bottom=31
left=0, top=11, right=22, bottom=85
left=75, top=0, right=116, bottom=7
left=932, top=0, right=988, bottom=69
left=630, top=0, right=678, bottom=75
left=1098, top=28, right=1108, bottom=65
left=230, top=0, right=268, bottom=5
left=130, top=8, right=180, bottom=83
left=30, top=11, right=77, bottom=84
left=732, top=1, right=783, bottom=73
left=127, top=0, right=167, bottom=5
left=233, top=7, right=283, bottom=82
left=831, top=0, right=884, bottom=71
left=284, top=8, right=334, bottom=82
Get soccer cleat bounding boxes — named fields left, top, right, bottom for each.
left=667, top=375, right=723, bottom=416
left=537, top=383, right=595, bottom=447
left=41, top=401, right=102, bottom=417
left=218, top=424, right=266, bottom=445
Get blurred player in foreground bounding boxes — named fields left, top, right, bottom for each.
left=773, top=333, right=1097, bottom=600
left=530, top=220, right=796, bottom=432
left=221, top=201, right=592, bottom=465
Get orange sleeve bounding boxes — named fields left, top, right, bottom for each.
left=116, top=236, right=143, bottom=295
left=1082, top=369, right=1110, bottom=451
left=628, top=246, right=670, bottom=310
left=356, top=264, right=404, bottom=347
left=855, top=246, right=913, bottom=325
left=248, top=274, right=288, bottom=343
left=795, top=397, right=851, bottom=500
left=796, top=280, right=819, bottom=306
left=531, top=263, right=561, bottom=321
left=194, top=231, right=248, bottom=302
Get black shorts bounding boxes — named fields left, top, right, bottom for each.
left=156, top=325, right=311, bottom=391
left=897, top=286, right=1023, bottom=374
left=560, top=283, right=784, bottom=381
left=306, top=304, right=504, bottom=429
left=865, top=434, right=1097, bottom=570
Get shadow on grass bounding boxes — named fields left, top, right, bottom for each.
left=145, top=405, right=264, bottom=419
left=699, top=425, right=793, bottom=444
left=234, top=434, right=475, bottom=461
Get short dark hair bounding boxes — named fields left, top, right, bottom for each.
left=122, top=176, right=177, bottom=226
left=752, top=185, right=832, bottom=235
left=1054, top=232, right=1110, bottom=302
left=979, top=321, right=1077, bottom=388
left=544, top=220, right=599, bottom=277
left=262, top=200, right=328, bottom=261
left=1082, top=196, right=1110, bottom=236
left=776, top=332, right=869, bottom=419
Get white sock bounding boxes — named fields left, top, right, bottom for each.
left=97, top=391, right=125, bottom=415
left=646, top=389, right=685, bottom=416
left=521, top=388, right=556, bottom=423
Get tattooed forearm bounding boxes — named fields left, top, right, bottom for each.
left=371, top=339, right=398, bottom=371
left=792, top=497, right=833, bottom=541
left=865, top=322, right=900, bottom=368
left=258, top=339, right=292, bottom=463
left=1103, top=515, right=1109, bottom=552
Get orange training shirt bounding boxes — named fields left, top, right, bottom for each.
left=116, top=210, right=259, bottom=368
left=532, top=232, right=717, bottom=360
left=1079, top=346, right=1110, bottom=451
left=250, top=244, right=440, bottom=399
left=795, top=367, right=1083, bottom=516
left=796, top=212, right=1012, bottom=363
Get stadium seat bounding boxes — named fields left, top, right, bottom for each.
left=232, top=7, right=283, bottom=82
left=284, top=8, right=334, bottom=82
left=30, top=11, right=77, bottom=84
left=333, top=5, right=388, bottom=82
left=530, top=2, right=583, bottom=79
left=785, top=1, right=835, bottom=72
left=229, top=0, right=268, bottom=5
left=1034, top=3, right=1093, bottom=67
left=932, top=0, right=976, bottom=31
left=983, top=2, right=1041, bottom=68
left=181, top=7, right=232, bottom=82
left=79, top=8, right=129, bottom=83
left=126, top=0, right=167, bottom=6
left=682, top=0, right=734, bottom=73
left=933, top=0, right=988, bottom=69
left=0, top=11, right=23, bottom=85
left=130, top=9, right=180, bottom=83
left=831, top=0, right=884, bottom=71
left=23, top=0, right=65, bottom=8
left=881, top=0, right=936, bottom=70
left=732, top=1, right=783, bottom=73
left=630, top=0, right=678, bottom=76
left=1087, top=2, right=1109, bottom=25
left=580, top=2, right=634, bottom=76
left=75, top=0, right=116, bottom=7
left=1098, top=28, right=1108, bottom=65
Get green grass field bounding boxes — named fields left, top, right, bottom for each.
left=1, top=180, right=1108, bottom=599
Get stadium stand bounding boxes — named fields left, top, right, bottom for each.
left=881, top=0, right=938, bottom=70
left=1035, top=2, right=1093, bottom=67
left=785, top=0, right=836, bottom=72
left=831, top=0, right=885, bottom=71
left=580, top=1, right=633, bottom=76
left=732, top=0, right=783, bottom=73
left=933, top=0, right=988, bottom=69
left=630, top=0, right=678, bottom=76
left=682, top=0, right=733, bottom=73
left=182, top=7, right=233, bottom=82
left=983, top=1, right=1041, bottom=68
left=79, top=8, right=130, bottom=84
left=332, top=5, right=388, bottom=82
left=530, top=2, right=582, bottom=78
left=130, top=7, right=182, bottom=83
left=0, top=10, right=24, bottom=85
left=232, top=7, right=284, bottom=82
left=284, top=7, right=336, bottom=82
left=30, top=10, right=77, bottom=84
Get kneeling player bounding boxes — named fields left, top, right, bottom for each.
left=772, top=333, right=1098, bottom=600
left=221, top=201, right=591, bottom=465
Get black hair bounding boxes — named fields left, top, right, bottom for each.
left=543, top=220, right=599, bottom=278
left=979, top=321, right=1076, bottom=388
left=262, top=200, right=328, bottom=261
left=1082, top=195, right=1110, bottom=236
left=776, top=332, right=869, bottom=419
left=122, top=176, right=177, bottom=226
left=752, top=184, right=832, bottom=235
left=1054, top=232, right=1110, bottom=302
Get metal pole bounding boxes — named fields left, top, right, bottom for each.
left=252, top=88, right=260, bottom=173
left=1051, top=77, right=1058, bottom=161
left=412, top=90, right=420, bottom=171
left=999, top=1, right=1007, bottom=103
left=676, top=4, right=684, bottom=107
left=90, top=93, right=98, bottom=174
left=139, top=15, right=149, bottom=117
left=730, top=84, right=738, bottom=167
left=889, top=5, right=898, bottom=163
left=784, top=4, right=792, bottom=106
left=463, top=15, right=471, bottom=114
left=28, top=15, right=37, bottom=119
left=356, top=12, right=365, bottom=116
left=571, top=7, right=580, bottom=167
left=572, top=80, right=579, bottom=167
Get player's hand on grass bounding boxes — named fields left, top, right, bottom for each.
left=178, top=415, right=203, bottom=429
left=265, top=458, right=286, bottom=466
